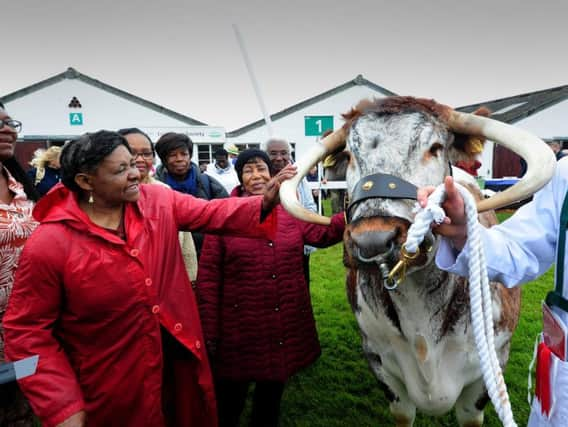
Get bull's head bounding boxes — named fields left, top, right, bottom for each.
left=280, top=96, right=555, bottom=277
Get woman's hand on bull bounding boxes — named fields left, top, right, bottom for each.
left=261, top=163, right=297, bottom=212
left=417, top=176, right=468, bottom=251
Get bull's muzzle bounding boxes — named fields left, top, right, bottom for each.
left=346, top=220, right=435, bottom=290
left=350, top=229, right=397, bottom=263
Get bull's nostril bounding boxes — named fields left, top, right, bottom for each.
left=351, top=230, right=397, bottom=260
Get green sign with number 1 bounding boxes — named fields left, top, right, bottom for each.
left=304, top=116, right=333, bottom=136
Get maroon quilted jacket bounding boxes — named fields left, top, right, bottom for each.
left=196, top=193, right=345, bottom=382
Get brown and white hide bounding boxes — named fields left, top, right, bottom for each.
left=334, top=97, right=521, bottom=427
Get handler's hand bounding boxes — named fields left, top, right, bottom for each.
left=417, top=176, right=468, bottom=251
left=262, top=164, right=297, bottom=212
left=57, top=410, right=87, bottom=427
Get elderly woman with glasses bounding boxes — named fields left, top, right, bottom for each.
left=3, top=131, right=292, bottom=427
left=0, top=101, right=39, bottom=426
left=196, top=149, right=345, bottom=427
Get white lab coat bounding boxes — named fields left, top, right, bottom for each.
left=436, top=157, right=568, bottom=426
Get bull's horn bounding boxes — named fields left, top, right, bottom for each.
left=279, top=127, right=347, bottom=225
left=448, top=110, right=556, bottom=212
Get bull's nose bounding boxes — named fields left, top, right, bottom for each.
left=350, top=229, right=397, bottom=260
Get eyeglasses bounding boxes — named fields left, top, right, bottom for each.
left=132, top=151, right=153, bottom=160
left=0, top=119, right=22, bottom=132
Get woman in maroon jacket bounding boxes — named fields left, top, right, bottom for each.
left=3, top=132, right=291, bottom=427
left=196, top=149, right=345, bottom=427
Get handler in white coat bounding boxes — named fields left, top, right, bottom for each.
left=418, top=158, right=568, bottom=427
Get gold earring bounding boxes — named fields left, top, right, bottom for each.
left=88, top=192, right=94, bottom=204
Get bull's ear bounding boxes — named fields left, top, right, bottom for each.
left=452, top=106, right=491, bottom=155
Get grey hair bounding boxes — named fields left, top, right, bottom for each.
left=261, top=135, right=294, bottom=153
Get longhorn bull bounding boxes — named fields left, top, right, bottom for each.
left=280, top=97, right=554, bottom=426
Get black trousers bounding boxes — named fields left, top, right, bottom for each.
left=215, top=379, right=285, bottom=427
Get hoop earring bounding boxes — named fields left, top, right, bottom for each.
left=88, top=191, right=94, bottom=204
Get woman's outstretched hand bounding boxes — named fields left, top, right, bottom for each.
left=417, top=176, right=468, bottom=251
left=262, top=164, right=297, bottom=212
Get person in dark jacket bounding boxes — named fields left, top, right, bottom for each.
left=196, top=149, right=345, bottom=427
left=154, top=132, right=227, bottom=200
left=27, top=146, right=62, bottom=197
left=155, top=132, right=228, bottom=257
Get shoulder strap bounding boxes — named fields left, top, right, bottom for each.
left=546, top=192, right=568, bottom=311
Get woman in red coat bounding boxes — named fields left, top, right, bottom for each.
left=196, top=149, right=345, bottom=427
left=3, top=131, right=291, bottom=427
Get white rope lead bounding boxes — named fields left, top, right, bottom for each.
left=406, top=183, right=517, bottom=427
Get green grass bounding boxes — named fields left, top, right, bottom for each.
left=274, top=210, right=552, bottom=426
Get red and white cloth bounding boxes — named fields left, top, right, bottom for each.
left=529, top=338, right=568, bottom=426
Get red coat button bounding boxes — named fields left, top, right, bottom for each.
left=145, top=278, right=152, bottom=286
left=195, top=340, right=201, bottom=349
left=174, top=323, right=182, bottom=331
left=130, top=248, right=140, bottom=257
left=151, top=305, right=160, bottom=314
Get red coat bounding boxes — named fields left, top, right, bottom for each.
left=196, top=195, right=345, bottom=382
left=3, top=184, right=275, bottom=427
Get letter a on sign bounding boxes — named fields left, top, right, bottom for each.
left=69, top=113, right=83, bottom=126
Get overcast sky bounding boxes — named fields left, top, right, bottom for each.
left=3, top=0, right=567, bottom=130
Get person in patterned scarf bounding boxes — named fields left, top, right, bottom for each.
left=0, top=100, right=39, bottom=426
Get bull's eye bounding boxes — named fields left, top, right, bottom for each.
left=429, top=143, right=444, bottom=157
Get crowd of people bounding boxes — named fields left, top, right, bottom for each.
left=3, top=97, right=568, bottom=426
left=0, top=100, right=348, bottom=427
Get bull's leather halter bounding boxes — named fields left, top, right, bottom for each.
left=345, top=173, right=417, bottom=223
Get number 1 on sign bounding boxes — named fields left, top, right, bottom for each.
left=315, top=119, right=322, bottom=133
